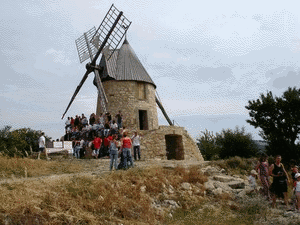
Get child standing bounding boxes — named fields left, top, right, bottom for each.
left=249, top=170, right=258, bottom=193
left=292, top=165, right=299, bottom=183
left=294, top=173, right=300, bottom=211
left=291, top=165, right=299, bottom=209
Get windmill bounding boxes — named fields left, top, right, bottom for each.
left=60, top=4, right=204, bottom=161
left=61, top=4, right=131, bottom=119
left=62, top=4, right=173, bottom=127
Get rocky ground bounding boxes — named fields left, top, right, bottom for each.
left=2, top=157, right=300, bottom=224
left=201, top=165, right=300, bottom=224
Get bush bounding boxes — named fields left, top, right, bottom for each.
left=182, top=166, right=208, bottom=184
left=216, top=126, right=259, bottom=159
left=197, top=129, right=220, bottom=160
left=0, top=126, right=51, bottom=157
left=197, top=127, right=259, bottom=160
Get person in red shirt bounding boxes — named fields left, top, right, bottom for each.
left=121, top=132, right=134, bottom=169
left=103, top=133, right=112, bottom=157
left=70, top=117, right=75, bottom=129
left=93, top=135, right=102, bottom=159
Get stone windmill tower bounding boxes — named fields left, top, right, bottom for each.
left=62, top=4, right=203, bottom=161
left=96, top=38, right=158, bottom=131
left=95, top=38, right=203, bottom=161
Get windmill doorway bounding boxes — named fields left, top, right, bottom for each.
left=165, top=134, right=184, bottom=160
left=139, top=110, right=148, bottom=130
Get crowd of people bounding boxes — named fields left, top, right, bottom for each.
left=64, top=111, right=123, bottom=141
left=64, top=111, right=142, bottom=170
left=251, top=154, right=300, bottom=211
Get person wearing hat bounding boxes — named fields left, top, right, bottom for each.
left=248, top=170, right=258, bottom=193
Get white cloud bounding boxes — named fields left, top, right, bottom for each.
left=45, top=48, right=72, bottom=66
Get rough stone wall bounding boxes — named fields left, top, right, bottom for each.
left=138, top=126, right=204, bottom=161
left=95, top=80, right=204, bottom=161
left=96, top=80, right=158, bottom=131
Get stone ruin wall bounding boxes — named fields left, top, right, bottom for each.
left=97, top=80, right=158, bottom=131
left=96, top=80, right=204, bottom=161
left=139, top=126, right=204, bottom=161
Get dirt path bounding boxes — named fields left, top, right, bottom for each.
left=0, top=158, right=207, bottom=185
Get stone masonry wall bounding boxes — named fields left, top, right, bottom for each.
left=138, top=126, right=204, bottom=161
left=95, top=80, right=204, bottom=161
left=96, top=80, right=158, bottom=131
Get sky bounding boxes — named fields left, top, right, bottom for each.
left=1, top=0, right=300, bottom=141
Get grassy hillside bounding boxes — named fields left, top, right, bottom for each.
left=0, top=155, right=298, bottom=224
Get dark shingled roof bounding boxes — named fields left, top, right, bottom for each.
left=99, top=39, right=156, bottom=88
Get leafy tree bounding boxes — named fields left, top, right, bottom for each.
left=197, top=129, right=220, bottom=160
left=215, top=126, right=258, bottom=159
left=0, top=126, right=51, bottom=157
left=197, top=127, right=258, bottom=160
left=245, top=87, right=300, bottom=160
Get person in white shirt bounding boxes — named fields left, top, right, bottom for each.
left=99, top=113, right=105, bottom=125
left=248, top=170, right=258, bottom=193
left=294, top=173, right=300, bottom=211
left=111, top=120, right=118, bottom=134
left=81, top=116, right=88, bottom=127
left=38, top=132, right=46, bottom=160
left=131, top=131, right=141, bottom=161
left=92, top=123, right=100, bottom=136
left=65, top=117, right=71, bottom=134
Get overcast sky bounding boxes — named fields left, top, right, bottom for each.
left=1, top=0, right=300, bottom=140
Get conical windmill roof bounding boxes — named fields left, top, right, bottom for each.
left=99, top=39, right=156, bottom=88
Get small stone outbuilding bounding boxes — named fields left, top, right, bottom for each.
left=97, top=39, right=203, bottom=161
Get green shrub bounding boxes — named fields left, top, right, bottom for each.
left=197, top=127, right=259, bottom=160
left=197, top=129, right=220, bottom=160
left=0, top=126, right=51, bottom=157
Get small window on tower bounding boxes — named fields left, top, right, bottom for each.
left=137, top=82, right=146, bottom=100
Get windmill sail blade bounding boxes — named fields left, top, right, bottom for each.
left=61, top=70, right=90, bottom=119
left=91, top=35, right=101, bottom=50
left=62, top=12, right=123, bottom=119
left=91, top=4, right=131, bottom=62
left=63, top=4, right=131, bottom=119
left=155, top=96, right=173, bottom=126
left=93, top=69, right=108, bottom=113
left=76, top=27, right=97, bottom=63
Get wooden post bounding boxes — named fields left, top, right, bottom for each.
left=155, top=97, right=173, bottom=126
left=30, top=145, right=33, bottom=155
left=24, top=166, right=27, bottom=178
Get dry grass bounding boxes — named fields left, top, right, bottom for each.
left=168, top=194, right=270, bottom=225
left=210, top=156, right=257, bottom=175
left=0, top=161, right=208, bottom=225
left=1, top=156, right=285, bottom=225
left=0, top=155, right=83, bottom=179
